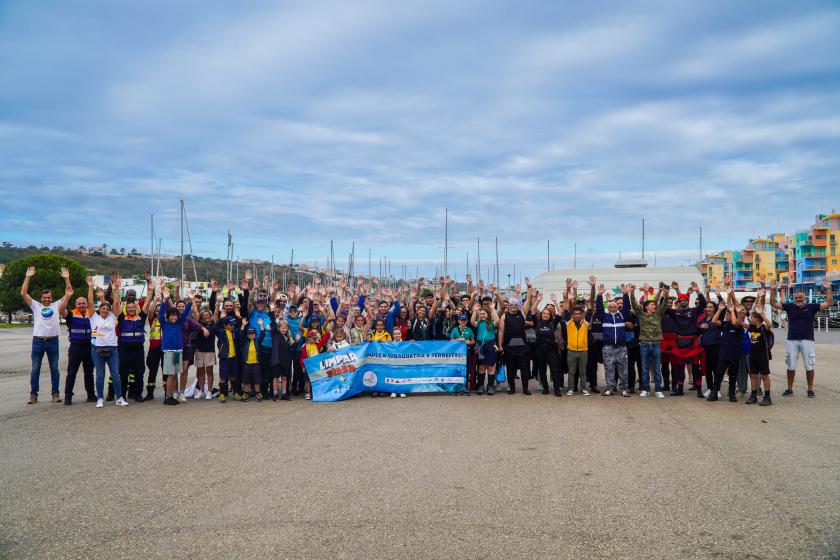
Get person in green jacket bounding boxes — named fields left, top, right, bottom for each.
left=629, top=283, right=668, bottom=398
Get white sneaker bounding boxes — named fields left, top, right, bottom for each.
left=703, top=389, right=711, bottom=398
left=304, top=393, right=311, bottom=400
left=177, top=393, right=188, bottom=403
left=205, top=391, right=213, bottom=400
left=603, top=389, right=613, bottom=396
left=399, top=393, right=407, bottom=398
left=566, top=389, right=574, bottom=396
left=581, top=389, right=590, bottom=396
left=622, top=390, right=630, bottom=397
left=116, top=397, right=129, bottom=406
left=640, top=391, right=649, bottom=398
left=655, top=391, right=665, bottom=399
left=96, top=398, right=104, bottom=408
left=390, top=393, right=397, bottom=398
left=194, top=391, right=204, bottom=400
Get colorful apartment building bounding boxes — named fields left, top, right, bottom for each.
left=699, top=211, right=839, bottom=295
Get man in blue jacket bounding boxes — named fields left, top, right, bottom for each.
left=595, top=284, right=632, bottom=396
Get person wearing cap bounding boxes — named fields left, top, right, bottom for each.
left=286, top=304, right=307, bottom=396
left=771, top=276, right=832, bottom=399
left=268, top=312, right=297, bottom=401
left=214, top=312, right=242, bottom=403
left=498, top=295, right=533, bottom=395
left=450, top=312, right=475, bottom=395
left=664, top=281, right=707, bottom=397
left=246, top=272, right=275, bottom=399
left=239, top=318, right=266, bottom=402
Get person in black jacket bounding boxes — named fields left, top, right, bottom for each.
left=214, top=314, right=242, bottom=403
left=268, top=311, right=297, bottom=401
left=498, top=298, right=533, bottom=395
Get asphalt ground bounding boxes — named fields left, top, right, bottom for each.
left=0, top=327, right=838, bottom=560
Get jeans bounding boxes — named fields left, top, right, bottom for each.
left=639, top=341, right=663, bottom=392
left=91, top=346, right=121, bottom=399
left=30, top=337, right=60, bottom=396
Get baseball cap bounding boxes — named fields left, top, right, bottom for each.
left=458, top=313, right=469, bottom=321
left=223, top=316, right=237, bottom=326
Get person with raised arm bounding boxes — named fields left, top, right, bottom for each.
left=63, top=275, right=97, bottom=405
left=770, top=277, right=832, bottom=398
left=90, top=275, right=129, bottom=408
left=596, top=282, right=632, bottom=397
left=712, top=292, right=745, bottom=403
left=498, top=295, right=533, bottom=395
left=629, top=282, right=668, bottom=398
left=663, top=281, right=707, bottom=397
left=561, top=281, right=591, bottom=396
left=745, top=288, right=774, bottom=406
left=21, top=266, right=73, bottom=404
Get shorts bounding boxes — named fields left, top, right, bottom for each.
left=183, top=346, right=194, bottom=365
left=162, top=350, right=183, bottom=375
left=194, top=351, right=216, bottom=368
left=476, top=341, right=498, bottom=367
left=242, top=363, right=261, bottom=385
left=219, top=358, right=237, bottom=382
left=749, top=355, right=770, bottom=375
left=273, top=363, right=290, bottom=379
left=785, top=339, right=815, bottom=371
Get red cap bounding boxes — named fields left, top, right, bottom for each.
left=677, top=293, right=690, bottom=301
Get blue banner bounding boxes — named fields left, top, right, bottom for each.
left=304, top=340, right=467, bottom=402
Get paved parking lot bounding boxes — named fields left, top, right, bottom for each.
left=0, top=327, right=838, bottom=559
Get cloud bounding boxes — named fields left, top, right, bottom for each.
left=0, top=0, right=838, bottom=279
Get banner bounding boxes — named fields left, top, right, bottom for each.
left=304, top=340, right=467, bottom=402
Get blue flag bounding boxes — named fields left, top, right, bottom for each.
left=304, top=340, right=467, bottom=402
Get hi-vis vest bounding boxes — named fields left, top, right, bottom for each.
left=149, top=318, right=161, bottom=341
left=119, top=314, right=146, bottom=345
left=566, top=320, right=589, bottom=352
left=68, top=310, right=92, bottom=343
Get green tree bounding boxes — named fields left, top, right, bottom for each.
left=0, top=255, right=87, bottom=322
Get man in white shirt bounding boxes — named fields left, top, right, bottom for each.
left=21, top=266, right=73, bottom=404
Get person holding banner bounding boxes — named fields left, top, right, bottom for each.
left=300, top=328, right=330, bottom=400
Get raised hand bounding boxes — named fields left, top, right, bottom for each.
left=59, top=267, right=70, bottom=279
left=770, top=278, right=777, bottom=290
left=245, top=269, right=253, bottom=281
left=65, top=286, right=74, bottom=297
left=25, top=266, right=36, bottom=278
left=525, top=276, right=531, bottom=287
left=587, top=275, right=596, bottom=287
left=111, top=275, right=122, bottom=287
left=671, top=281, right=680, bottom=290
left=627, top=283, right=636, bottom=293
left=597, top=283, right=605, bottom=295
left=550, top=292, right=558, bottom=303
left=85, top=276, right=94, bottom=287
left=565, top=278, right=572, bottom=288
left=144, top=270, right=152, bottom=283
left=619, top=283, right=627, bottom=294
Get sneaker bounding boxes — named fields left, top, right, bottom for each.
left=581, top=389, right=590, bottom=396
left=399, top=393, right=406, bottom=398
left=205, top=391, right=212, bottom=400
left=640, top=391, right=649, bottom=398
left=241, top=393, right=250, bottom=402
left=280, top=393, right=290, bottom=401
left=703, top=389, right=711, bottom=398
left=602, top=389, right=613, bottom=396
left=51, top=392, right=62, bottom=403
left=115, top=397, right=129, bottom=407
left=163, top=396, right=178, bottom=405
left=27, top=394, right=37, bottom=405
left=807, top=390, right=815, bottom=398
left=64, top=396, right=72, bottom=405
left=745, top=393, right=758, bottom=405
left=304, top=393, right=311, bottom=400
left=218, top=394, right=226, bottom=403
left=759, top=395, right=772, bottom=406
left=194, top=391, right=204, bottom=400
left=210, top=388, right=220, bottom=398
left=255, top=393, right=262, bottom=402
left=390, top=393, right=397, bottom=398
left=487, top=386, right=495, bottom=395
left=233, top=392, right=242, bottom=401
left=95, top=398, right=104, bottom=408
left=566, top=389, right=574, bottom=396
left=655, top=391, right=665, bottom=399
left=782, top=389, right=793, bottom=396
left=622, top=390, right=631, bottom=397
left=177, top=394, right=188, bottom=403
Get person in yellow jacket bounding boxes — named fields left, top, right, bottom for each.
left=564, top=306, right=591, bottom=395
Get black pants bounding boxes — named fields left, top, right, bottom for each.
left=504, top=351, right=531, bottom=393
left=259, top=348, right=273, bottom=397
left=533, top=343, right=562, bottom=390
left=65, top=342, right=95, bottom=399
left=586, top=338, right=603, bottom=389
left=702, top=345, right=718, bottom=392
left=145, top=346, right=163, bottom=390
left=625, top=342, right=641, bottom=389
left=717, top=355, right=740, bottom=397
left=118, top=344, right=145, bottom=398
left=291, top=349, right=305, bottom=394
left=661, top=352, right=671, bottom=389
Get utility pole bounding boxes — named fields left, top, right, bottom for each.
left=150, top=214, right=154, bottom=277
left=495, top=237, right=500, bottom=286
left=476, top=237, right=481, bottom=284
left=573, top=242, right=577, bottom=270
left=179, top=199, right=184, bottom=284
left=699, top=226, right=703, bottom=263
left=444, top=208, right=449, bottom=278
left=547, top=239, right=550, bottom=272
left=642, top=218, right=646, bottom=261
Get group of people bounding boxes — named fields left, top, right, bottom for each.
left=21, top=264, right=832, bottom=408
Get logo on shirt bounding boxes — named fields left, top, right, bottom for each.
left=41, top=307, right=54, bottom=319
left=362, top=372, right=378, bottom=387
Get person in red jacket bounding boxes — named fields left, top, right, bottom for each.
left=300, top=329, right=330, bottom=400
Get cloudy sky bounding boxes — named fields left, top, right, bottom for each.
left=1, top=0, right=838, bottom=281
